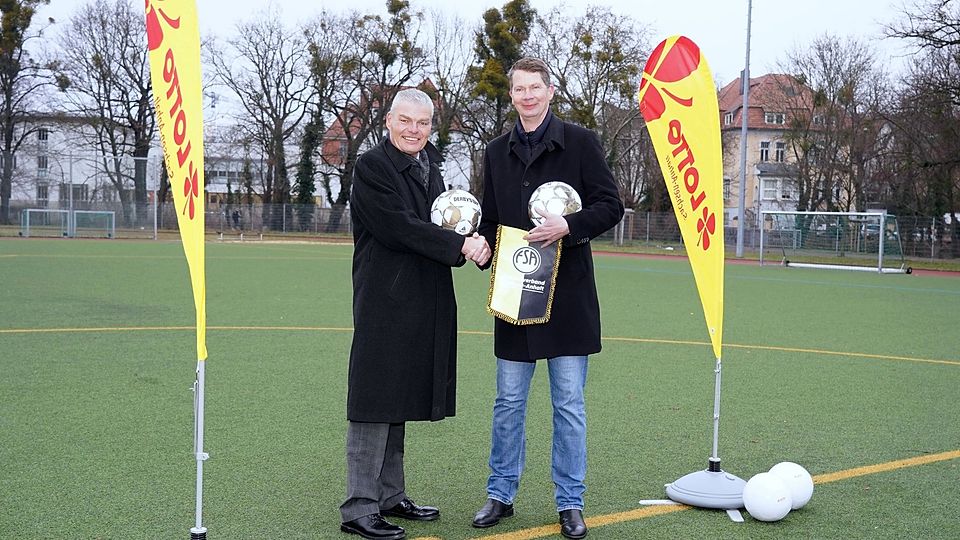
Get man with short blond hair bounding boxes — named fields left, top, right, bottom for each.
left=472, top=58, right=624, bottom=539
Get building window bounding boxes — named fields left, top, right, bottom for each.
left=764, top=112, right=785, bottom=125
left=38, top=128, right=49, bottom=141
left=775, top=141, right=786, bottom=162
left=0, top=152, right=15, bottom=170
left=723, top=178, right=731, bottom=200
left=812, top=115, right=825, bottom=126
left=761, top=178, right=796, bottom=201
left=36, top=184, right=48, bottom=206
left=37, top=155, right=48, bottom=170
left=723, top=112, right=733, bottom=126
left=62, top=183, right=89, bottom=202
left=761, top=178, right=779, bottom=201
left=782, top=181, right=798, bottom=200
left=759, top=141, right=770, bottom=162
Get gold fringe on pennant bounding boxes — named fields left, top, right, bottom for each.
left=486, top=225, right=562, bottom=325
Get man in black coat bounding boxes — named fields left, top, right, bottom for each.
left=340, top=88, right=490, bottom=540
left=471, top=58, right=624, bottom=539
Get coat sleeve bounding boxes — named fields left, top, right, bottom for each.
left=352, top=153, right=465, bottom=267
left=476, top=147, right=499, bottom=271
left=563, top=129, right=625, bottom=248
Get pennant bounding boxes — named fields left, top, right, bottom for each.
left=639, top=36, right=724, bottom=359
left=487, top=225, right=561, bottom=325
left=146, top=0, right=207, bottom=361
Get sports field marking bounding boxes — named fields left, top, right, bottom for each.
left=414, top=449, right=960, bottom=540
left=4, top=253, right=351, bottom=261
left=606, top=336, right=960, bottom=367
left=1, top=325, right=957, bottom=367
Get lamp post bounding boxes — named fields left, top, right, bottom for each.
left=735, top=0, right=752, bottom=258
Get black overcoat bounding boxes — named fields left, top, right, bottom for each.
left=478, top=115, right=624, bottom=361
left=347, top=138, right=466, bottom=422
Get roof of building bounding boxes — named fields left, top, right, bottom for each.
left=718, top=73, right=814, bottom=114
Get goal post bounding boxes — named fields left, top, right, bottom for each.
left=760, top=210, right=910, bottom=274
left=21, top=209, right=69, bottom=238
left=72, top=210, right=116, bottom=238
left=19, top=209, right=115, bottom=239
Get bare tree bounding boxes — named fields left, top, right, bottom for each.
left=423, top=9, right=476, bottom=191
left=54, top=0, right=154, bottom=226
left=207, top=6, right=313, bottom=229
left=778, top=35, right=888, bottom=213
left=881, top=0, right=960, bottom=255
left=884, top=50, right=960, bottom=217
left=306, top=0, right=428, bottom=231
left=531, top=5, right=650, bottom=207
left=0, top=0, right=52, bottom=224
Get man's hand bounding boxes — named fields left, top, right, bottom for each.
left=524, top=207, right=569, bottom=247
left=461, top=233, right=491, bottom=266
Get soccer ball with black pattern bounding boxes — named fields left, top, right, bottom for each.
left=430, top=189, right=482, bottom=235
left=528, top=181, right=582, bottom=227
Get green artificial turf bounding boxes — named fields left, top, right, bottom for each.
left=1, top=238, right=958, bottom=539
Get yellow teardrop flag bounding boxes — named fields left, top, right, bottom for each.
left=146, top=0, right=207, bottom=361
left=639, top=36, right=724, bottom=359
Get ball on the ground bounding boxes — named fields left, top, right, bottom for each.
left=430, top=189, right=481, bottom=235
left=769, top=461, right=814, bottom=509
left=743, top=472, right=792, bottom=522
left=528, top=181, right=582, bottom=227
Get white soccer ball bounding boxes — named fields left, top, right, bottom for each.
left=769, top=462, right=814, bottom=510
left=430, top=189, right=481, bottom=235
left=743, top=472, right=792, bottom=522
left=528, top=181, right=582, bottom=227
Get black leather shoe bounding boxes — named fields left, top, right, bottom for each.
left=559, top=509, right=587, bottom=539
left=340, top=514, right=405, bottom=539
left=472, top=498, right=514, bottom=528
left=382, top=498, right=440, bottom=521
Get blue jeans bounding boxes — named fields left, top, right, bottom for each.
left=486, top=356, right=588, bottom=512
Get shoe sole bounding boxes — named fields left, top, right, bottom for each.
left=339, top=523, right=406, bottom=540
left=381, top=511, right=439, bottom=522
left=471, top=508, right=514, bottom=528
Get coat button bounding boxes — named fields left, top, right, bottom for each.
left=522, top=181, right=530, bottom=187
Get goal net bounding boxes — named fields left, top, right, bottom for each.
left=20, top=209, right=115, bottom=239
left=73, top=210, right=116, bottom=238
left=760, top=211, right=909, bottom=274
left=20, top=209, right=69, bottom=238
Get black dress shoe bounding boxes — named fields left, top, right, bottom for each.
left=559, top=509, right=587, bottom=539
left=382, top=498, right=440, bottom=521
left=472, top=498, right=514, bottom=528
left=340, top=514, right=405, bottom=539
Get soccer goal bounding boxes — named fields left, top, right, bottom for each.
left=20, top=209, right=69, bottom=238
left=760, top=211, right=910, bottom=274
left=20, top=209, right=115, bottom=239
left=72, top=210, right=116, bottom=238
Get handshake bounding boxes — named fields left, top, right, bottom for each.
left=461, top=233, right=491, bottom=266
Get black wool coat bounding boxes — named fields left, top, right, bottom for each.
left=478, top=115, right=624, bottom=361
left=347, top=138, right=466, bottom=422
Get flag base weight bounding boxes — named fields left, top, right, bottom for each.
left=190, top=526, right=207, bottom=539
left=665, top=459, right=745, bottom=509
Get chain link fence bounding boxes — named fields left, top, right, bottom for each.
left=3, top=200, right=958, bottom=261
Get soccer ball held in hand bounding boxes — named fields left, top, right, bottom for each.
left=430, top=189, right=482, bottom=235
left=528, top=181, right=582, bottom=227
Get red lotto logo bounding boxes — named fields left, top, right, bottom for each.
left=638, top=37, right=700, bottom=122
left=145, top=0, right=181, bottom=51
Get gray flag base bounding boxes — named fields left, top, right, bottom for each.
left=664, top=458, right=746, bottom=509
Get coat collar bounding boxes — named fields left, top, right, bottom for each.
left=382, top=137, right=443, bottom=173
left=508, top=110, right=565, bottom=163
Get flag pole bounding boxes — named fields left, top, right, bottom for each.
left=710, top=356, right=723, bottom=461
left=191, top=361, right=209, bottom=539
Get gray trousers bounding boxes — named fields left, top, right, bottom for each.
left=340, top=421, right=407, bottom=523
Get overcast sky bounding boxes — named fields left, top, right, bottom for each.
left=40, top=0, right=914, bottom=85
